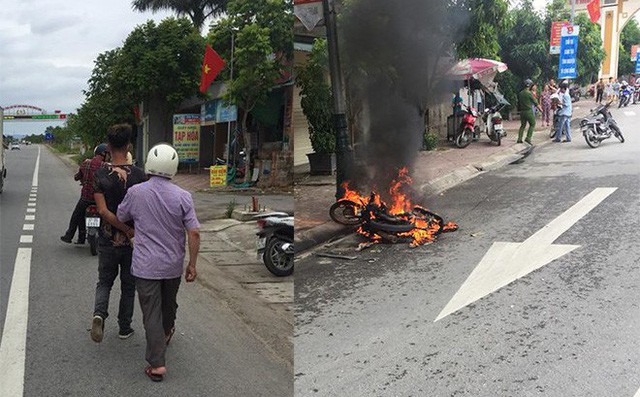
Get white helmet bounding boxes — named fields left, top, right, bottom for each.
left=145, top=143, right=178, bottom=179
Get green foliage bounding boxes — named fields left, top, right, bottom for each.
left=131, top=0, right=228, bottom=30
left=618, top=19, right=640, bottom=77
left=422, top=129, right=439, bottom=151
left=498, top=0, right=547, bottom=83
left=207, top=0, right=293, bottom=181
left=295, top=39, right=336, bottom=154
left=209, top=0, right=293, bottom=112
left=69, top=17, right=204, bottom=149
left=454, top=0, right=510, bottom=59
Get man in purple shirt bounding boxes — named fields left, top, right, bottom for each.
left=117, top=143, right=200, bottom=382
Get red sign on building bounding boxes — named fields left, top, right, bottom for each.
left=550, top=21, right=570, bottom=55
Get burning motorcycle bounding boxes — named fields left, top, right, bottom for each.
left=329, top=170, right=458, bottom=247
left=581, top=101, right=624, bottom=148
left=455, top=104, right=480, bottom=148
left=255, top=212, right=293, bottom=277
left=85, top=204, right=100, bottom=256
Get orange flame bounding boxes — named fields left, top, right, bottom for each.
left=338, top=168, right=457, bottom=247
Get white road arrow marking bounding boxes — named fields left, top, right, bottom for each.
left=624, top=110, right=636, bottom=117
left=435, top=187, right=617, bottom=322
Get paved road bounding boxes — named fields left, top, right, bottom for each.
left=0, top=145, right=291, bottom=396
left=295, top=107, right=640, bottom=396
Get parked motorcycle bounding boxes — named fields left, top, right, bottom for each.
left=581, top=101, right=624, bottom=148
left=569, top=85, right=580, bottom=103
left=482, top=93, right=509, bottom=146
left=455, top=104, right=480, bottom=148
left=633, top=84, right=640, bottom=104
left=85, top=204, right=100, bottom=256
left=618, top=84, right=631, bottom=108
left=255, top=212, right=293, bottom=277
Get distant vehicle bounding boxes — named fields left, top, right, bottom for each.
left=10, top=143, right=20, bottom=150
left=1, top=108, right=6, bottom=193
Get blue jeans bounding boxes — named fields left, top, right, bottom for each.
left=93, top=245, right=136, bottom=332
left=555, top=115, right=571, bottom=141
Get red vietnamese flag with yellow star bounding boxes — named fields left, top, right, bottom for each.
left=587, top=0, right=600, bottom=23
left=200, top=44, right=225, bottom=93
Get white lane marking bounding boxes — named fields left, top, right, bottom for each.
left=22, top=225, right=34, bottom=231
left=29, top=194, right=36, bottom=197
left=623, top=110, right=636, bottom=117
left=27, top=203, right=35, bottom=207
left=26, top=208, right=35, bottom=213
left=0, top=248, right=32, bottom=396
left=24, top=215, right=34, bottom=221
left=19, top=236, right=33, bottom=244
left=31, top=147, right=39, bottom=187
left=0, top=145, right=40, bottom=396
left=436, top=188, right=617, bottom=321
left=28, top=198, right=35, bottom=202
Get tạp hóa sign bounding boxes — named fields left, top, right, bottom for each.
left=173, top=114, right=200, bottom=163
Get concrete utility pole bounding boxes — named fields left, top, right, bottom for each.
left=571, top=0, right=576, bottom=24
left=322, top=0, right=352, bottom=199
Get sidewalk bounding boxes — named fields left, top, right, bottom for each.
left=295, top=101, right=592, bottom=253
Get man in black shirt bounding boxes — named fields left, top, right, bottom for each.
left=91, top=124, right=147, bottom=342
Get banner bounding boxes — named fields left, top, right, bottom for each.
left=558, top=25, right=580, bottom=80
left=173, top=114, right=200, bottom=163
left=209, top=165, right=228, bottom=187
left=200, top=100, right=238, bottom=126
left=635, top=52, right=640, bottom=74
left=550, top=21, right=569, bottom=55
left=294, top=0, right=323, bottom=31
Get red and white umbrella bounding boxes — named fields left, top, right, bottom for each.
left=448, top=58, right=508, bottom=81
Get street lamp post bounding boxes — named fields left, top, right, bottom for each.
left=322, top=0, right=352, bottom=199
left=226, top=31, right=235, bottom=166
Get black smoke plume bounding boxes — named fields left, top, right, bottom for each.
left=340, top=0, right=469, bottom=200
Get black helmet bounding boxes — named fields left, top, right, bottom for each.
left=94, top=143, right=109, bottom=157
left=524, top=79, right=533, bottom=87
left=559, top=81, right=569, bottom=89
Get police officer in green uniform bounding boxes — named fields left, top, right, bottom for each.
left=517, top=79, right=542, bottom=144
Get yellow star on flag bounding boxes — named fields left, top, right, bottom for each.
left=204, top=64, right=211, bottom=74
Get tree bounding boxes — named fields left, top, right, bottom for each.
left=618, top=19, right=640, bottom=77
left=208, top=0, right=293, bottom=182
left=295, top=38, right=335, bottom=154
left=572, top=13, right=605, bottom=85
left=498, top=1, right=547, bottom=84
left=454, top=0, right=510, bottom=59
left=131, top=0, right=228, bottom=31
left=71, top=18, right=205, bottom=148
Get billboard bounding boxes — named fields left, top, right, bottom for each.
left=172, top=114, right=200, bottom=163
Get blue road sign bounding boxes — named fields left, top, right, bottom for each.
left=635, top=52, right=640, bottom=74
left=558, top=26, right=580, bottom=80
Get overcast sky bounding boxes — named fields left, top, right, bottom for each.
left=0, top=1, right=174, bottom=136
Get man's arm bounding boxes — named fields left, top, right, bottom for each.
left=95, top=192, right=134, bottom=238
left=185, top=228, right=200, bottom=282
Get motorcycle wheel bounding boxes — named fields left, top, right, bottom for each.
left=88, top=235, right=97, bottom=256
left=584, top=127, right=601, bottom=148
left=496, top=132, right=501, bottom=146
left=263, top=237, right=293, bottom=277
left=549, top=127, right=557, bottom=139
left=455, top=128, right=472, bottom=148
left=329, top=200, right=363, bottom=225
left=612, top=124, right=625, bottom=143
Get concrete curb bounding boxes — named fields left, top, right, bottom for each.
left=295, top=222, right=354, bottom=254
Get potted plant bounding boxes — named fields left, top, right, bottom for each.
left=296, top=38, right=336, bottom=175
